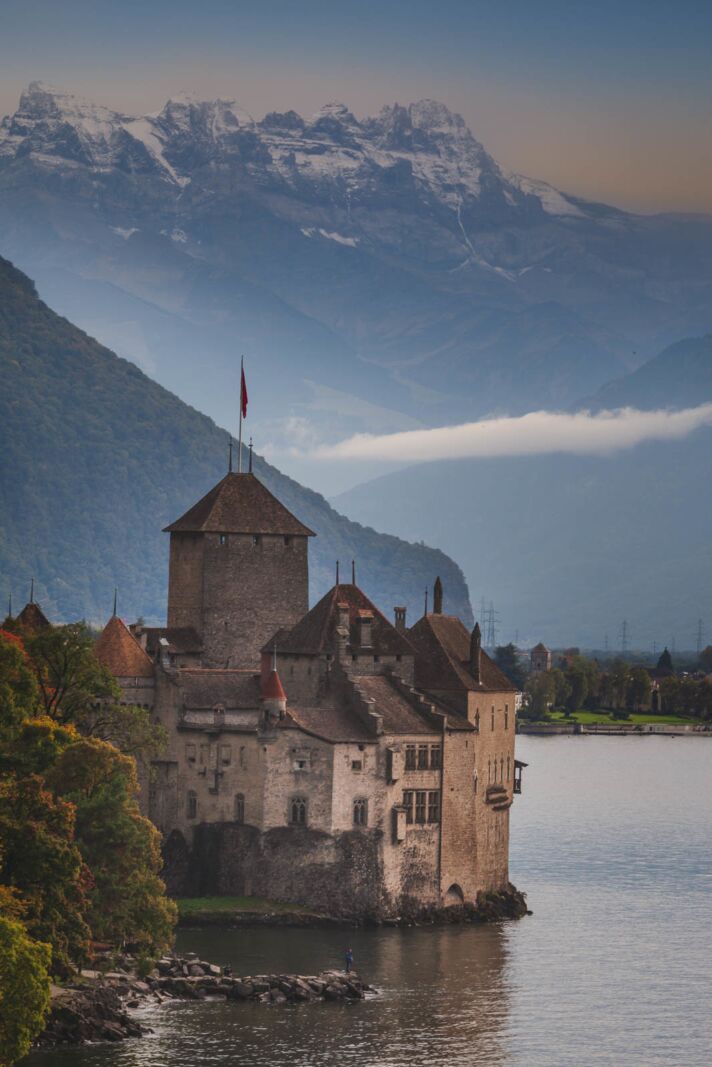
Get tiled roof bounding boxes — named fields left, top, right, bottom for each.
left=353, top=675, right=438, bottom=735
left=531, top=642, right=549, bottom=653
left=95, top=616, right=155, bottom=678
left=409, top=614, right=517, bottom=694
left=176, top=668, right=261, bottom=709
left=16, top=601, right=51, bottom=632
left=164, top=472, right=315, bottom=536
left=265, top=583, right=414, bottom=657
left=140, top=627, right=203, bottom=656
left=262, top=669, right=286, bottom=700
left=281, top=705, right=375, bottom=744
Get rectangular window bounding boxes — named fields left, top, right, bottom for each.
left=353, top=798, right=368, bottom=826
left=219, top=533, right=228, bottom=546
left=284, top=536, right=292, bottom=547
left=293, top=757, right=309, bottom=771
left=185, top=743, right=197, bottom=764
left=491, top=707, right=495, bottom=731
left=234, top=793, right=244, bottom=822
left=415, top=790, right=427, bottom=824
left=405, top=744, right=417, bottom=771
left=403, top=790, right=414, bottom=824
left=252, top=534, right=261, bottom=547
left=505, top=704, right=509, bottom=730
left=219, top=744, right=232, bottom=766
left=427, top=791, right=441, bottom=824
left=430, top=745, right=442, bottom=770
left=351, top=759, right=363, bottom=772
left=417, top=744, right=429, bottom=770
left=187, top=791, right=197, bottom=819
left=199, top=743, right=209, bottom=765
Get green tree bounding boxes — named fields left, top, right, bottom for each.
left=25, top=625, right=164, bottom=761
left=627, top=667, right=652, bottom=711
left=493, top=644, right=526, bottom=689
left=50, top=739, right=176, bottom=953
left=659, top=675, right=681, bottom=714
left=523, top=672, right=555, bottom=720
left=699, top=645, right=712, bottom=673
left=0, top=632, right=37, bottom=738
left=550, top=668, right=572, bottom=710
left=0, top=773, right=90, bottom=975
left=0, top=907, right=51, bottom=1066
left=609, top=660, right=631, bottom=709
left=565, top=667, right=589, bottom=713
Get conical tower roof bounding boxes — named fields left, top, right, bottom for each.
left=164, top=472, right=315, bottom=536
left=95, top=615, right=154, bottom=678
left=16, top=601, right=51, bottom=632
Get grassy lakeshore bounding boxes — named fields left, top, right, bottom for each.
left=545, top=710, right=699, bottom=726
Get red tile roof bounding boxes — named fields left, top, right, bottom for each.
left=95, top=616, right=155, bottom=678
left=264, top=583, right=414, bottom=657
left=164, top=472, right=315, bottom=536
left=409, top=614, right=517, bottom=694
left=262, top=669, right=286, bottom=701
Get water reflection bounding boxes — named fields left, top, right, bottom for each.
left=25, top=737, right=712, bottom=1067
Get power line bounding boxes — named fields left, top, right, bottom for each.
left=619, top=619, right=629, bottom=655
left=696, top=618, right=705, bottom=656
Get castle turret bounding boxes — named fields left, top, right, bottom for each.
left=164, top=472, right=315, bottom=668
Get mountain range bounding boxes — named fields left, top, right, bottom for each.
left=333, top=336, right=712, bottom=649
left=0, top=254, right=471, bottom=627
left=1, top=82, right=712, bottom=494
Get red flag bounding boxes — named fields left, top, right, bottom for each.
left=240, top=365, right=248, bottom=419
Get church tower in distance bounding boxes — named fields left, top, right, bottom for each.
left=164, top=472, right=315, bottom=668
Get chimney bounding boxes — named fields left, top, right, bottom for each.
left=470, top=622, right=481, bottom=685
left=336, top=601, right=350, bottom=659
left=433, top=577, right=443, bottom=615
left=357, top=609, right=373, bottom=648
left=394, top=606, right=407, bottom=632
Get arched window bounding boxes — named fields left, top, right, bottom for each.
left=474, top=710, right=480, bottom=731
left=187, top=790, right=197, bottom=819
left=491, top=706, right=495, bottom=730
left=500, top=756, right=504, bottom=781
left=504, top=706, right=509, bottom=730
left=290, top=796, right=307, bottom=825
left=507, top=756, right=511, bottom=781
left=234, top=793, right=245, bottom=823
left=487, top=759, right=491, bottom=783
left=353, top=798, right=368, bottom=826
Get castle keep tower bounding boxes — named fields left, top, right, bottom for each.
left=164, top=472, right=314, bottom=668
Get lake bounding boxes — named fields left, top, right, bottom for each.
left=26, top=736, right=712, bottom=1067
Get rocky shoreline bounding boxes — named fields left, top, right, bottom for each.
left=37, top=954, right=371, bottom=1048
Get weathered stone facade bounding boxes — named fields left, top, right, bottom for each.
left=97, top=470, right=523, bottom=917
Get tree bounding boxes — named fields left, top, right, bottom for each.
left=49, top=739, right=176, bottom=953
left=0, top=908, right=51, bottom=1066
left=0, top=631, right=37, bottom=738
left=656, top=647, right=674, bottom=676
left=627, top=668, right=652, bottom=712
left=493, top=644, right=526, bottom=689
left=609, top=660, right=631, bottom=709
left=550, top=668, right=572, bottom=710
left=659, top=675, right=681, bottom=714
left=565, top=667, right=589, bottom=713
left=523, top=672, right=555, bottom=720
left=698, top=645, right=712, bottom=673
left=0, top=773, right=90, bottom=975
left=25, top=624, right=164, bottom=761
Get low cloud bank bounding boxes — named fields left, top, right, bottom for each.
left=312, top=405, right=712, bottom=462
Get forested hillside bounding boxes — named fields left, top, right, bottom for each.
left=0, top=256, right=471, bottom=625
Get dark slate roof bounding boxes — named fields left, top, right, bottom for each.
left=164, top=472, right=315, bottom=536
left=16, top=601, right=51, bottom=632
left=265, top=583, right=415, bottom=657
left=95, top=616, right=154, bottom=678
left=140, top=627, right=203, bottom=656
left=408, top=614, right=517, bottom=694
left=176, top=669, right=261, bottom=709
left=531, top=642, right=550, bottom=653
left=353, top=675, right=438, bottom=735
left=281, top=706, right=376, bottom=744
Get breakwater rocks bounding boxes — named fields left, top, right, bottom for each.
left=37, top=954, right=370, bottom=1048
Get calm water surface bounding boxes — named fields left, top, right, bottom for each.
left=27, top=737, right=712, bottom=1067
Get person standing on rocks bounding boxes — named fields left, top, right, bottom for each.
left=345, top=948, right=354, bottom=974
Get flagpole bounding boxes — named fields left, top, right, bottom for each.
left=237, top=355, right=244, bottom=474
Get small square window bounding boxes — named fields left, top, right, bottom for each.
left=293, top=757, right=310, bottom=771
left=351, top=759, right=363, bottom=772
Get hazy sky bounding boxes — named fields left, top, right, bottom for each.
left=2, top=0, right=711, bottom=213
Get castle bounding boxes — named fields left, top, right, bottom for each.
left=93, top=469, right=524, bottom=916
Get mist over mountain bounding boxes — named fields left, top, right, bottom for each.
left=333, top=339, right=712, bottom=649
left=2, top=82, right=712, bottom=494
left=0, top=254, right=471, bottom=627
